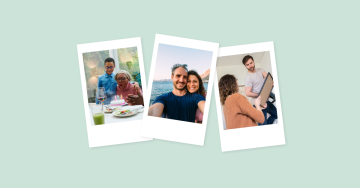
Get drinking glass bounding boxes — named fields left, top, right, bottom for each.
left=96, top=87, right=107, bottom=111
left=90, top=105, right=105, bottom=125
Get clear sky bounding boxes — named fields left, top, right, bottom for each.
left=153, top=43, right=213, bottom=80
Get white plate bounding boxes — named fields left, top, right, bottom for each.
left=104, top=106, right=122, bottom=113
left=112, top=109, right=138, bottom=117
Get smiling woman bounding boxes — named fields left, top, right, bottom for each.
left=187, top=70, right=206, bottom=123
left=187, top=70, right=206, bottom=97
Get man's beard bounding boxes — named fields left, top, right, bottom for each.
left=173, top=81, right=186, bottom=91
left=248, top=65, right=255, bottom=71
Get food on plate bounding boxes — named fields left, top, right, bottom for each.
left=105, top=106, right=121, bottom=112
left=114, top=110, right=133, bottom=116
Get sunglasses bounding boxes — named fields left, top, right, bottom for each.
left=105, top=66, right=114, bottom=69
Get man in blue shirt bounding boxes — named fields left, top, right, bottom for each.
left=96, top=57, right=117, bottom=105
left=148, top=64, right=206, bottom=123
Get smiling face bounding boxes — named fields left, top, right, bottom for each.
left=105, top=61, right=115, bottom=75
left=187, top=75, right=200, bottom=94
left=171, top=67, right=188, bottom=91
left=116, top=73, right=129, bottom=89
left=244, top=58, right=255, bottom=72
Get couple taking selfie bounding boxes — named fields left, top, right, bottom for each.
left=148, top=64, right=206, bottom=124
left=96, top=57, right=144, bottom=106
left=220, top=55, right=278, bottom=130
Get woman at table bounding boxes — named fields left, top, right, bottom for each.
left=114, top=70, right=143, bottom=105
left=219, top=74, right=265, bottom=129
left=187, top=70, right=206, bottom=124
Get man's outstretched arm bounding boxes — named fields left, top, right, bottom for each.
left=197, top=100, right=205, bottom=114
left=148, top=103, right=164, bottom=117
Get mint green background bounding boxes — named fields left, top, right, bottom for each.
left=1, top=1, right=359, bottom=187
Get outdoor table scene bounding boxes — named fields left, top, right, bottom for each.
left=82, top=47, right=145, bottom=126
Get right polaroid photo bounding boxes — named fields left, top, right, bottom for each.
left=214, top=42, right=286, bottom=152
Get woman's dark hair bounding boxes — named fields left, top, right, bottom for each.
left=187, top=70, right=206, bottom=97
left=219, top=74, right=238, bottom=105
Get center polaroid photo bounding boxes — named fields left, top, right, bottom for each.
left=141, top=34, right=219, bottom=145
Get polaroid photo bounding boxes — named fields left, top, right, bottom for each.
left=77, top=37, right=152, bottom=148
left=141, top=34, right=219, bottom=145
left=214, top=42, right=286, bottom=152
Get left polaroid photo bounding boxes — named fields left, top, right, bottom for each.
left=77, top=37, right=152, bottom=148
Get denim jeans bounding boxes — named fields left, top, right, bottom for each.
left=254, top=101, right=277, bottom=125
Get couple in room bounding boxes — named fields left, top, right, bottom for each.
left=148, top=64, right=207, bottom=124
left=220, top=55, right=278, bottom=130
left=96, top=57, right=144, bottom=106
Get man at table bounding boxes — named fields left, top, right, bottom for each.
left=96, top=57, right=117, bottom=105
left=148, top=64, right=205, bottom=122
left=243, top=55, right=277, bottom=125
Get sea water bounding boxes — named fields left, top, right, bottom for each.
left=150, top=82, right=208, bottom=105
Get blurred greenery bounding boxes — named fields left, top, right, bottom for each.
left=126, top=61, right=132, bottom=70
left=82, top=50, right=109, bottom=103
left=83, top=47, right=142, bottom=103
left=82, top=47, right=141, bottom=103
left=117, top=47, right=141, bottom=86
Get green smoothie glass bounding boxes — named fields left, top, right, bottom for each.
left=90, top=105, right=105, bottom=125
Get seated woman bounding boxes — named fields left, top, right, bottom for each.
left=114, top=70, right=143, bottom=105
left=187, top=70, right=206, bottom=124
left=219, top=74, right=266, bottom=129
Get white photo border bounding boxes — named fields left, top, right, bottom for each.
left=77, top=37, right=152, bottom=148
left=141, top=34, right=219, bottom=146
left=214, top=42, right=286, bottom=152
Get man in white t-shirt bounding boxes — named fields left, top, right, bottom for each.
left=243, top=55, right=277, bottom=125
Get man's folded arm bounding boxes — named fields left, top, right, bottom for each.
left=245, top=87, right=259, bottom=98
left=148, top=103, right=164, bottom=117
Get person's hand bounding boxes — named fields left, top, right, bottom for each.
left=261, top=102, right=267, bottom=110
left=126, top=93, right=144, bottom=106
left=133, top=82, right=141, bottom=95
left=254, top=96, right=261, bottom=107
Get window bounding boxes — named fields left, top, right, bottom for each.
left=82, top=47, right=142, bottom=103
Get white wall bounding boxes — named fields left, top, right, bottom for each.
left=259, top=51, right=272, bottom=76
left=216, top=65, right=247, bottom=85
left=216, top=51, right=273, bottom=86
